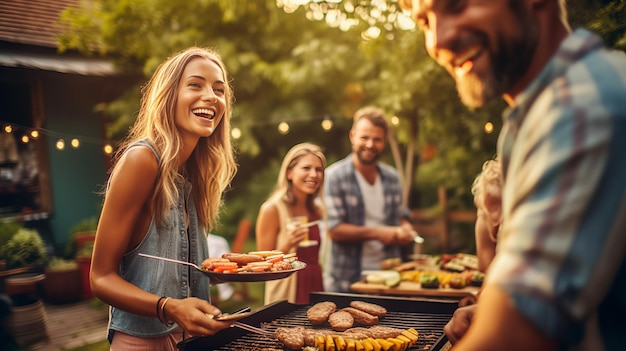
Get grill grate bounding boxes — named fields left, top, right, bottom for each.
left=178, top=292, right=457, bottom=351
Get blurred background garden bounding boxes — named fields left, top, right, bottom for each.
left=2, top=0, right=624, bottom=261
left=1, top=0, right=624, bottom=350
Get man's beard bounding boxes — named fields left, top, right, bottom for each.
left=455, top=17, right=539, bottom=107
left=356, top=147, right=380, bottom=165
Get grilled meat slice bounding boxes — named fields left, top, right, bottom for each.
left=368, top=326, right=406, bottom=339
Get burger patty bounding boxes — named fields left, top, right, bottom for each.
left=328, top=310, right=354, bottom=331
left=341, top=307, right=379, bottom=326
left=275, top=326, right=305, bottom=350
left=350, top=300, right=387, bottom=317
left=307, top=301, right=337, bottom=325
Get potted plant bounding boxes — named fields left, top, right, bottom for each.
left=0, top=227, right=47, bottom=271
left=66, top=216, right=97, bottom=299
left=64, top=216, right=98, bottom=258
left=0, top=227, right=47, bottom=299
left=43, top=257, right=81, bottom=304
left=0, top=220, right=23, bottom=270
left=0, top=226, right=49, bottom=346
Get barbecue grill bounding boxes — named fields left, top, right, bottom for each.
left=177, top=292, right=457, bottom=351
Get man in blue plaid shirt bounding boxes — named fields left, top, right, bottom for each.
left=402, top=0, right=626, bottom=350
left=323, top=106, right=417, bottom=293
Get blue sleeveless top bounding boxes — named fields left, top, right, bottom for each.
left=108, top=140, right=211, bottom=341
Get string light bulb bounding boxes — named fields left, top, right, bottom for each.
left=21, top=135, right=29, bottom=143
left=30, top=130, right=39, bottom=139
left=55, top=139, right=65, bottom=150
left=321, top=115, right=333, bottom=131
left=4, top=125, right=12, bottom=133
left=278, top=122, right=290, bottom=135
left=231, top=127, right=242, bottom=140
left=390, top=116, right=400, bottom=126
left=103, top=144, right=113, bottom=155
left=70, top=138, right=80, bottom=149
left=484, top=122, right=494, bottom=134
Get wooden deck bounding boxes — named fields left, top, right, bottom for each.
left=29, top=299, right=109, bottom=351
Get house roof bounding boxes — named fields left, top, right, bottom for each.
left=0, top=0, right=78, bottom=48
left=0, top=0, right=117, bottom=76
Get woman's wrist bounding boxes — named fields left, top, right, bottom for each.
left=156, top=296, right=166, bottom=323
left=157, top=296, right=174, bottom=326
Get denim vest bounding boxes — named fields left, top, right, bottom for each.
left=108, top=140, right=210, bottom=341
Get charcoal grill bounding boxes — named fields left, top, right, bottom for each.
left=177, top=292, right=457, bottom=351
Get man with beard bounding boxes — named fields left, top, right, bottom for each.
left=323, top=106, right=417, bottom=293
left=400, top=0, right=626, bottom=350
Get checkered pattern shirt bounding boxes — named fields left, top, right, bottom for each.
left=490, top=28, right=626, bottom=349
left=323, top=154, right=410, bottom=292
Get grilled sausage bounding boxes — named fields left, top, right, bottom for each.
left=350, top=300, right=387, bottom=317
left=221, top=253, right=264, bottom=265
left=328, top=310, right=354, bottom=331
left=341, top=307, right=379, bottom=326
left=307, top=301, right=337, bottom=325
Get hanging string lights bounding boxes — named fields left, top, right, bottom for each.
left=2, top=113, right=341, bottom=155
left=484, top=122, right=495, bottom=134
left=1, top=120, right=114, bottom=154
left=277, top=121, right=290, bottom=135
left=321, top=115, right=333, bottom=131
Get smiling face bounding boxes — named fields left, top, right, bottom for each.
left=287, top=153, right=324, bottom=197
left=350, top=118, right=386, bottom=166
left=174, top=57, right=226, bottom=142
left=410, top=0, right=539, bottom=107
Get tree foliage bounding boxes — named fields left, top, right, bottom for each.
left=56, top=0, right=625, bottom=237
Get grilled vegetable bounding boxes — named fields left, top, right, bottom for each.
left=448, top=275, right=467, bottom=289
left=419, top=273, right=440, bottom=289
left=469, top=271, right=485, bottom=287
left=282, top=326, right=418, bottom=351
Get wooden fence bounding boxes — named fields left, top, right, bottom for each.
left=410, top=186, right=476, bottom=253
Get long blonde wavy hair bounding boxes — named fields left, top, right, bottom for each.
left=112, top=47, right=237, bottom=232
left=268, top=143, right=327, bottom=216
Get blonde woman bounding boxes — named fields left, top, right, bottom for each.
left=470, top=156, right=502, bottom=272
left=91, top=47, right=237, bottom=350
left=256, top=143, right=326, bottom=304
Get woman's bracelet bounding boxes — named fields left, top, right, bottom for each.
left=160, top=297, right=174, bottom=326
left=155, top=296, right=166, bottom=323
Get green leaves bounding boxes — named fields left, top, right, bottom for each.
left=1, top=228, right=47, bottom=269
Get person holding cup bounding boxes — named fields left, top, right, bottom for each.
left=255, top=143, right=327, bottom=304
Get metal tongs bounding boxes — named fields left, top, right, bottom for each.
left=224, top=307, right=274, bottom=337
left=231, top=321, right=275, bottom=337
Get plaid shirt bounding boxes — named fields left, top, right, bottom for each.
left=490, top=28, right=626, bottom=350
left=323, top=154, right=410, bottom=292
